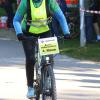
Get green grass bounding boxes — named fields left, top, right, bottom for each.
left=59, top=37, right=100, bottom=62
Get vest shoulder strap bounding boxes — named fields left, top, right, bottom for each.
left=27, top=0, right=31, bottom=20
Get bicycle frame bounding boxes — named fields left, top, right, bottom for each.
left=34, top=37, right=57, bottom=100
left=25, top=36, right=57, bottom=100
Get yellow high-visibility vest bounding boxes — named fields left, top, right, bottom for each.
left=28, top=0, right=50, bottom=34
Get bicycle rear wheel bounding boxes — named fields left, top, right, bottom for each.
left=41, top=65, right=57, bottom=100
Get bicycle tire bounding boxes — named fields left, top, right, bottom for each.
left=41, top=65, right=57, bottom=100
left=35, top=63, right=41, bottom=100
left=35, top=85, right=40, bottom=100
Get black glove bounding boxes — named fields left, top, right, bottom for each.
left=64, top=34, right=71, bottom=39
left=17, top=34, right=26, bottom=41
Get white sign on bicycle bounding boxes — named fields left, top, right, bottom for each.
left=38, top=37, right=59, bottom=55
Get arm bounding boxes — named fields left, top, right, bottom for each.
left=13, top=13, right=23, bottom=35
left=54, top=9, right=70, bottom=35
left=49, top=0, right=70, bottom=35
left=13, top=0, right=26, bottom=35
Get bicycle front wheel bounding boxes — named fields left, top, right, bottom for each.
left=42, top=65, right=57, bottom=100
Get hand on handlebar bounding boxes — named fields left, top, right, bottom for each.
left=17, top=34, right=27, bottom=41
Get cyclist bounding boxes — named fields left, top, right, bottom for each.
left=13, top=0, right=70, bottom=99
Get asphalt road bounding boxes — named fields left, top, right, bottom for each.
left=0, top=39, right=100, bottom=100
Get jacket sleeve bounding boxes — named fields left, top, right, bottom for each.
left=13, top=13, right=23, bottom=35
left=53, top=9, right=70, bottom=35
left=13, top=0, right=26, bottom=35
left=49, top=0, right=70, bottom=35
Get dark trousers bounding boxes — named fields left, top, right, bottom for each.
left=22, top=31, right=52, bottom=87
left=85, top=15, right=95, bottom=42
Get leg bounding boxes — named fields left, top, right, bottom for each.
left=22, top=38, right=36, bottom=98
left=85, top=15, right=94, bottom=43
left=93, top=15, right=100, bottom=41
left=22, top=40, right=36, bottom=87
left=93, top=22, right=100, bottom=40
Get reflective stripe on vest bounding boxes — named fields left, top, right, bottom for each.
left=28, top=0, right=49, bottom=34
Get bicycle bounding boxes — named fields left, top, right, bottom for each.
left=25, top=36, right=59, bottom=100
